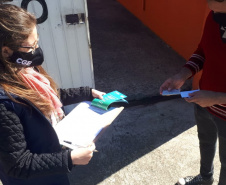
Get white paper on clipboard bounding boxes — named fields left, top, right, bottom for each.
left=53, top=101, right=124, bottom=149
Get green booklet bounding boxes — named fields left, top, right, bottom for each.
left=91, top=90, right=128, bottom=110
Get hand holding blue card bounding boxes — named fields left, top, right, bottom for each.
left=162, top=89, right=200, bottom=98
left=180, top=90, right=200, bottom=98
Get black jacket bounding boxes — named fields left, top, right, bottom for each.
left=0, top=87, right=93, bottom=185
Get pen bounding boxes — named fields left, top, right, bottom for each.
left=63, top=140, right=98, bottom=152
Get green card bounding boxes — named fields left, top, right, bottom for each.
left=91, top=90, right=128, bottom=110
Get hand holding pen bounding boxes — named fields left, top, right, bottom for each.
left=70, top=143, right=96, bottom=165
left=62, top=140, right=98, bottom=152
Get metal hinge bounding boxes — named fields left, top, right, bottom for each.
left=65, top=13, right=85, bottom=25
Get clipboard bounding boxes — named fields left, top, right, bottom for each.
left=53, top=101, right=124, bottom=149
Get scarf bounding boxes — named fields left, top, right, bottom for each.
left=20, top=67, right=64, bottom=123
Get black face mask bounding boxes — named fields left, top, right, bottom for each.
left=213, top=12, right=226, bottom=26
left=213, top=12, right=226, bottom=43
left=9, top=47, right=44, bottom=67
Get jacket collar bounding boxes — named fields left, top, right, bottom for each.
left=0, top=87, right=17, bottom=100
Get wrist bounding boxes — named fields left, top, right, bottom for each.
left=70, top=150, right=76, bottom=164
left=215, top=92, right=226, bottom=104
left=178, top=68, right=192, bottom=81
left=67, top=150, right=74, bottom=170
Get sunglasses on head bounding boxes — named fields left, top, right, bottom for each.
left=215, top=0, right=224, bottom=2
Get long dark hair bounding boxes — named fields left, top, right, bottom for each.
left=0, top=4, right=59, bottom=118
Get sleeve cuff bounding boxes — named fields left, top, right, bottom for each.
left=67, top=150, right=73, bottom=171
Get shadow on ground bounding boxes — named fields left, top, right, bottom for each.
left=68, top=0, right=196, bottom=184
left=88, top=0, right=191, bottom=101
left=68, top=99, right=195, bottom=185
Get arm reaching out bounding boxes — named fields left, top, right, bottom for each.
left=159, top=67, right=192, bottom=94
left=185, top=91, right=226, bottom=107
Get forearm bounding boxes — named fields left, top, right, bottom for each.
left=178, top=67, right=193, bottom=81
left=0, top=104, right=73, bottom=179
left=3, top=150, right=72, bottom=179
left=214, top=92, right=226, bottom=105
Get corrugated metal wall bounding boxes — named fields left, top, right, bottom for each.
left=9, top=0, right=95, bottom=89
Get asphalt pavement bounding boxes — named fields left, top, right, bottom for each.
left=67, top=0, right=221, bottom=185
left=0, top=0, right=221, bottom=185
left=68, top=99, right=220, bottom=185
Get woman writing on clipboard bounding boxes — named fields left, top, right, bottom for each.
left=0, top=4, right=104, bottom=185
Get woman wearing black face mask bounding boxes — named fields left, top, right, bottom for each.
left=160, top=0, right=226, bottom=185
left=0, top=4, right=105, bottom=185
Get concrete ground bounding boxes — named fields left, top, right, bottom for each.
left=69, top=99, right=220, bottom=185
left=68, top=0, right=221, bottom=185
left=0, top=1, right=220, bottom=185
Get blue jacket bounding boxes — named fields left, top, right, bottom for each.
left=0, top=87, right=93, bottom=185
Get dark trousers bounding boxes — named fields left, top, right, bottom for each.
left=195, top=104, right=226, bottom=185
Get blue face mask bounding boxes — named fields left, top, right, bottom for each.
left=9, top=47, right=44, bottom=67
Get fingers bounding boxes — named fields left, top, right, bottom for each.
left=71, top=144, right=96, bottom=165
left=160, top=73, right=187, bottom=94
left=160, top=81, right=171, bottom=94
left=184, top=93, right=196, bottom=103
left=98, top=93, right=105, bottom=99
left=88, top=143, right=96, bottom=152
left=92, top=89, right=106, bottom=99
left=160, top=83, right=175, bottom=94
left=160, top=78, right=178, bottom=92
left=159, top=85, right=165, bottom=94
